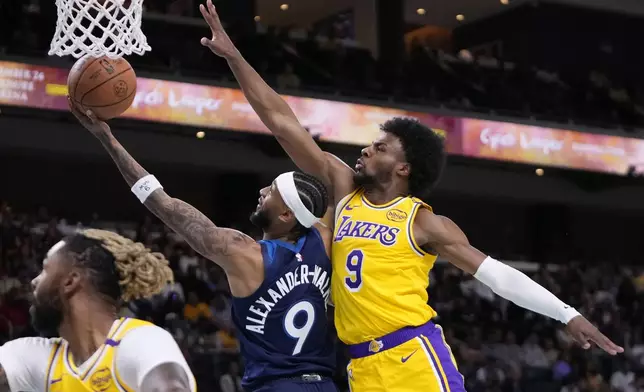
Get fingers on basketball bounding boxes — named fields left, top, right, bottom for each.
left=67, top=56, right=137, bottom=121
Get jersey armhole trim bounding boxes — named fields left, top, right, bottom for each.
left=407, top=202, right=429, bottom=257
left=334, top=188, right=361, bottom=223
left=113, top=358, right=136, bottom=392
left=112, top=320, right=151, bottom=392
left=44, top=341, right=62, bottom=392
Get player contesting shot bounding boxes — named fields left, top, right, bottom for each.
left=197, top=1, right=624, bottom=391
left=67, top=99, right=339, bottom=392
left=0, top=229, right=196, bottom=392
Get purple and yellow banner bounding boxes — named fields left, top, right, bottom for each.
left=460, top=119, right=644, bottom=175
left=0, top=60, right=454, bottom=147
left=1, top=60, right=643, bottom=174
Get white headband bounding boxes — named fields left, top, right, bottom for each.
left=275, top=172, right=319, bottom=228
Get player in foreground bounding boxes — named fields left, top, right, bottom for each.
left=69, top=100, right=338, bottom=392
left=0, top=229, right=196, bottom=392
left=197, top=1, right=624, bottom=390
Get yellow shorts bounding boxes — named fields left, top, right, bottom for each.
left=346, top=323, right=465, bottom=392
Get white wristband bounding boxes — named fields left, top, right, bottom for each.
left=131, top=175, right=163, bottom=203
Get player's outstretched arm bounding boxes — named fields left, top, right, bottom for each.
left=68, top=99, right=259, bottom=275
left=198, top=0, right=354, bottom=203
left=413, top=208, right=625, bottom=356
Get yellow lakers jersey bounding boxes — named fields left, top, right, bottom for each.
left=46, top=318, right=153, bottom=392
left=331, top=189, right=438, bottom=345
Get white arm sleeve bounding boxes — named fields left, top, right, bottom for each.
left=116, top=325, right=196, bottom=392
left=473, top=257, right=581, bottom=324
left=0, top=337, right=56, bottom=392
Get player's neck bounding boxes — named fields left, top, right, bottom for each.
left=60, top=298, right=117, bottom=365
left=262, top=232, right=296, bottom=243
left=363, top=183, right=408, bottom=205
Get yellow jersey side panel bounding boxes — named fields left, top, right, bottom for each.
left=47, top=318, right=154, bottom=392
left=331, top=189, right=438, bottom=345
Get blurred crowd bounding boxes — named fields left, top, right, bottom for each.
left=3, top=201, right=644, bottom=392
left=2, top=0, right=644, bottom=134
left=3, top=2, right=644, bottom=391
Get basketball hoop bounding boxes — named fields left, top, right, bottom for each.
left=48, top=0, right=151, bottom=59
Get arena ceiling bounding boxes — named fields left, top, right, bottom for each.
left=256, top=0, right=644, bottom=29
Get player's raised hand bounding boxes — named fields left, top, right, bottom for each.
left=566, top=315, right=624, bottom=355
left=199, top=0, right=238, bottom=58
left=68, top=96, right=111, bottom=138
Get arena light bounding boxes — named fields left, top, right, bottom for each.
left=416, top=8, right=426, bottom=15
left=456, top=14, right=465, bottom=21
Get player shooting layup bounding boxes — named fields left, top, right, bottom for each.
left=0, top=229, right=196, bottom=392
left=68, top=101, right=338, bottom=392
left=197, top=1, right=624, bottom=390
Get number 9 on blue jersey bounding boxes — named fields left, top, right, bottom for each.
left=284, top=300, right=316, bottom=355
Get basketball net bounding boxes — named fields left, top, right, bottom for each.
left=48, top=0, right=151, bottom=59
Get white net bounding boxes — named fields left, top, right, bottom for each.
left=48, top=0, right=151, bottom=59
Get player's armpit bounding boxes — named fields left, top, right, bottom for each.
left=413, top=209, right=487, bottom=274
left=140, top=363, right=191, bottom=392
left=324, top=152, right=360, bottom=206
left=0, top=364, right=9, bottom=392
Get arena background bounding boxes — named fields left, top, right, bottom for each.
left=1, top=0, right=644, bottom=391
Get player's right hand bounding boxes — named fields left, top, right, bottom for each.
left=199, top=0, right=239, bottom=59
left=67, top=96, right=111, bottom=138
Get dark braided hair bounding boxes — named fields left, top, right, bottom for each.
left=290, top=172, right=329, bottom=236
left=381, top=117, right=446, bottom=201
left=63, top=229, right=173, bottom=305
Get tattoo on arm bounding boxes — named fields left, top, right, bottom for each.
left=140, top=363, right=191, bottom=392
left=96, top=132, right=255, bottom=264
left=0, top=364, right=10, bottom=392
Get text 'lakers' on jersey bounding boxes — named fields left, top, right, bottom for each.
left=332, top=189, right=438, bottom=345
left=47, top=318, right=150, bottom=392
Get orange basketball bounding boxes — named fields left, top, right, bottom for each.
left=68, top=56, right=137, bottom=120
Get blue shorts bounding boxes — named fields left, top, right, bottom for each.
left=253, top=378, right=338, bottom=392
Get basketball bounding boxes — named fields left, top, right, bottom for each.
left=68, top=56, right=137, bottom=120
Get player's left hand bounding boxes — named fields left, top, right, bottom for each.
left=199, top=0, right=239, bottom=59
left=68, top=96, right=111, bottom=138
left=565, top=315, right=624, bottom=355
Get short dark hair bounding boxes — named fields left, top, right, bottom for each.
left=381, top=117, right=446, bottom=201
left=62, top=229, right=174, bottom=304
left=290, top=172, right=329, bottom=235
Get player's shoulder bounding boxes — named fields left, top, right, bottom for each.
left=0, top=337, right=60, bottom=392
left=121, top=323, right=174, bottom=348
left=0, top=336, right=61, bottom=355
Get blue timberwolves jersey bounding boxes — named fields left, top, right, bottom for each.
left=232, top=228, right=336, bottom=390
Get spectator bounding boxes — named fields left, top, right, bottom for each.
left=521, top=333, right=550, bottom=371
left=277, top=63, right=301, bottom=90
left=610, top=361, right=636, bottom=392
left=219, top=361, right=243, bottom=392
left=183, top=291, right=212, bottom=324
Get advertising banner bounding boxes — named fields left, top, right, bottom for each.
left=2, top=60, right=643, bottom=174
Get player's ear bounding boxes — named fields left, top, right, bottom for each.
left=62, top=269, right=83, bottom=296
left=278, top=209, right=295, bottom=224
left=396, top=162, right=410, bottom=178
